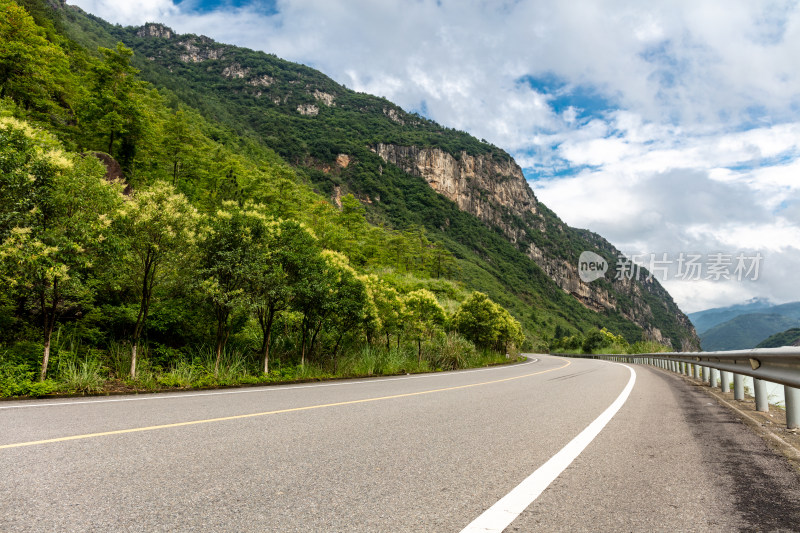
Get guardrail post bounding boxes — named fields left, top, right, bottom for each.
left=754, top=379, right=769, bottom=412
left=709, top=368, right=717, bottom=387
left=720, top=371, right=731, bottom=393
left=733, top=374, right=744, bottom=400
left=702, top=366, right=709, bottom=383
left=786, top=386, right=800, bottom=430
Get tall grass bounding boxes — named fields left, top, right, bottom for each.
left=0, top=329, right=518, bottom=396
left=106, top=340, right=132, bottom=378
left=58, top=358, right=105, bottom=393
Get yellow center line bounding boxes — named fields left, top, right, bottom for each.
left=1, top=358, right=571, bottom=450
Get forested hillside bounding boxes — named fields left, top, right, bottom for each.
left=700, top=314, right=800, bottom=351
left=756, top=328, right=800, bottom=348
left=1, top=0, right=680, bottom=396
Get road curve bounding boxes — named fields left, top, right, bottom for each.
left=1, top=355, right=799, bottom=532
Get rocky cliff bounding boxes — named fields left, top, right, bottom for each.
left=372, top=144, right=537, bottom=230
left=373, top=143, right=698, bottom=349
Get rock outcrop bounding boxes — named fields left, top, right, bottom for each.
left=297, top=104, right=319, bottom=116
left=373, top=143, right=698, bottom=348
left=372, top=143, right=537, bottom=230
left=136, top=23, right=173, bottom=39
left=313, top=90, right=335, bottom=106
left=177, top=37, right=221, bottom=63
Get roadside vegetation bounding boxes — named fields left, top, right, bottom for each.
left=0, top=1, right=670, bottom=397
left=549, top=326, right=671, bottom=356
left=0, top=1, right=529, bottom=397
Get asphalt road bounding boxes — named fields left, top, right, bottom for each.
left=2, top=355, right=799, bottom=532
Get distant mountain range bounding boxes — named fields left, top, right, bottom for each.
left=688, top=300, right=800, bottom=351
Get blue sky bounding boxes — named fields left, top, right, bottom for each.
left=72, top=0, right=800, bottom=313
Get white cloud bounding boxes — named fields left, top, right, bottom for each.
left=68, top=0, right=800, bottom=313
left=70, top=0, right=178, bottom=24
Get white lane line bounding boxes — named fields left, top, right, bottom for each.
left=0, top=357, right=540, bottom=410
left=461, top=363, right=636, bottom=533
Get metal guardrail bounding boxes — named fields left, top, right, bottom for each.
left=560, top=348, right=800, bottom=430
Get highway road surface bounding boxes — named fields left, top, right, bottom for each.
left=2, top=355, right=800, bottom=532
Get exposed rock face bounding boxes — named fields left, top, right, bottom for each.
left=297, top=104, right=319, bottom=116
left=248, top=75, right=274, bottom=87
left=222, top=63, right=249, bottom=79
left=374, top=143, right=698, bottom=348
left=178, top=37, right=221, bottom=62
left=313, top=90, right=335, bottom=106
left=335, top=154, right=351, bottom=168
left=373, top=143, right=537, bottom=229
left=136, top=23, right=173, bottom=39
left=383, top=107, right=404, bottom=124
left=332, top=185, right=342, bottom=208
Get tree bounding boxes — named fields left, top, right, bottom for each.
left=451, top=292, right=502, bottom=349
left=0, top=120, right=121, bottom=380
left=290, top=247, right=332, bottom=366
left=363, top=275, right=404, bottom=350
left=248, top=219, right=317, bottom=374
left=404, top=289, right=446, bottom=363
left=324, top=253, right=369, bottom=359
left=198, top=202, right=267, bottom=376
left=115, top=181, right=199, bottom=378
left=495, top=306, right=525, bottom=353
left=0, top=1, right=70, bottom=115
left=81, top=42, right=145, bottom=164
left=0, top=123, right=42, bottom=240
left=451, top=291, right=524, bottom=353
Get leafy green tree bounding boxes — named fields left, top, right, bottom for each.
left=115, top=181, right=199, bottom=377
left=0, top=120, right=120, bottom=380
left=290, top=246, right=334, bottom=365
left=323, top=252, right=369, bottom=358
left=451, top=292, right=502, bottom=349
left=582, top=329, right=610, bottom=353
left=337, top=194, right=367, bottom=234
left=198, top=203, right=273, bottom=375
left=404, top=289, right=446, bottom=363
left=80, top=42, right=145, bottom=162
left=0, top=1, right=70, bottom=115
left=248, top=219, right=317, bottom=374
left=363, top=275, right=405, bottom=350
left=495, top=306, right=525, bottom=353
left=451, top=291, right=524, bottom=352
left=0, top=123, right=45, bottom=240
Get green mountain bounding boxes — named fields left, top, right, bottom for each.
left=690, top=300, right=800, bottom=338
left=75, top=11, right=699, bottom=347
left=3, top=0, right=698, bottom=361
left=700, top=314, right=800, bottom=351
left=755, top=328, right=800, bottom=348
left=688, top=298, right=774, bottom=334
